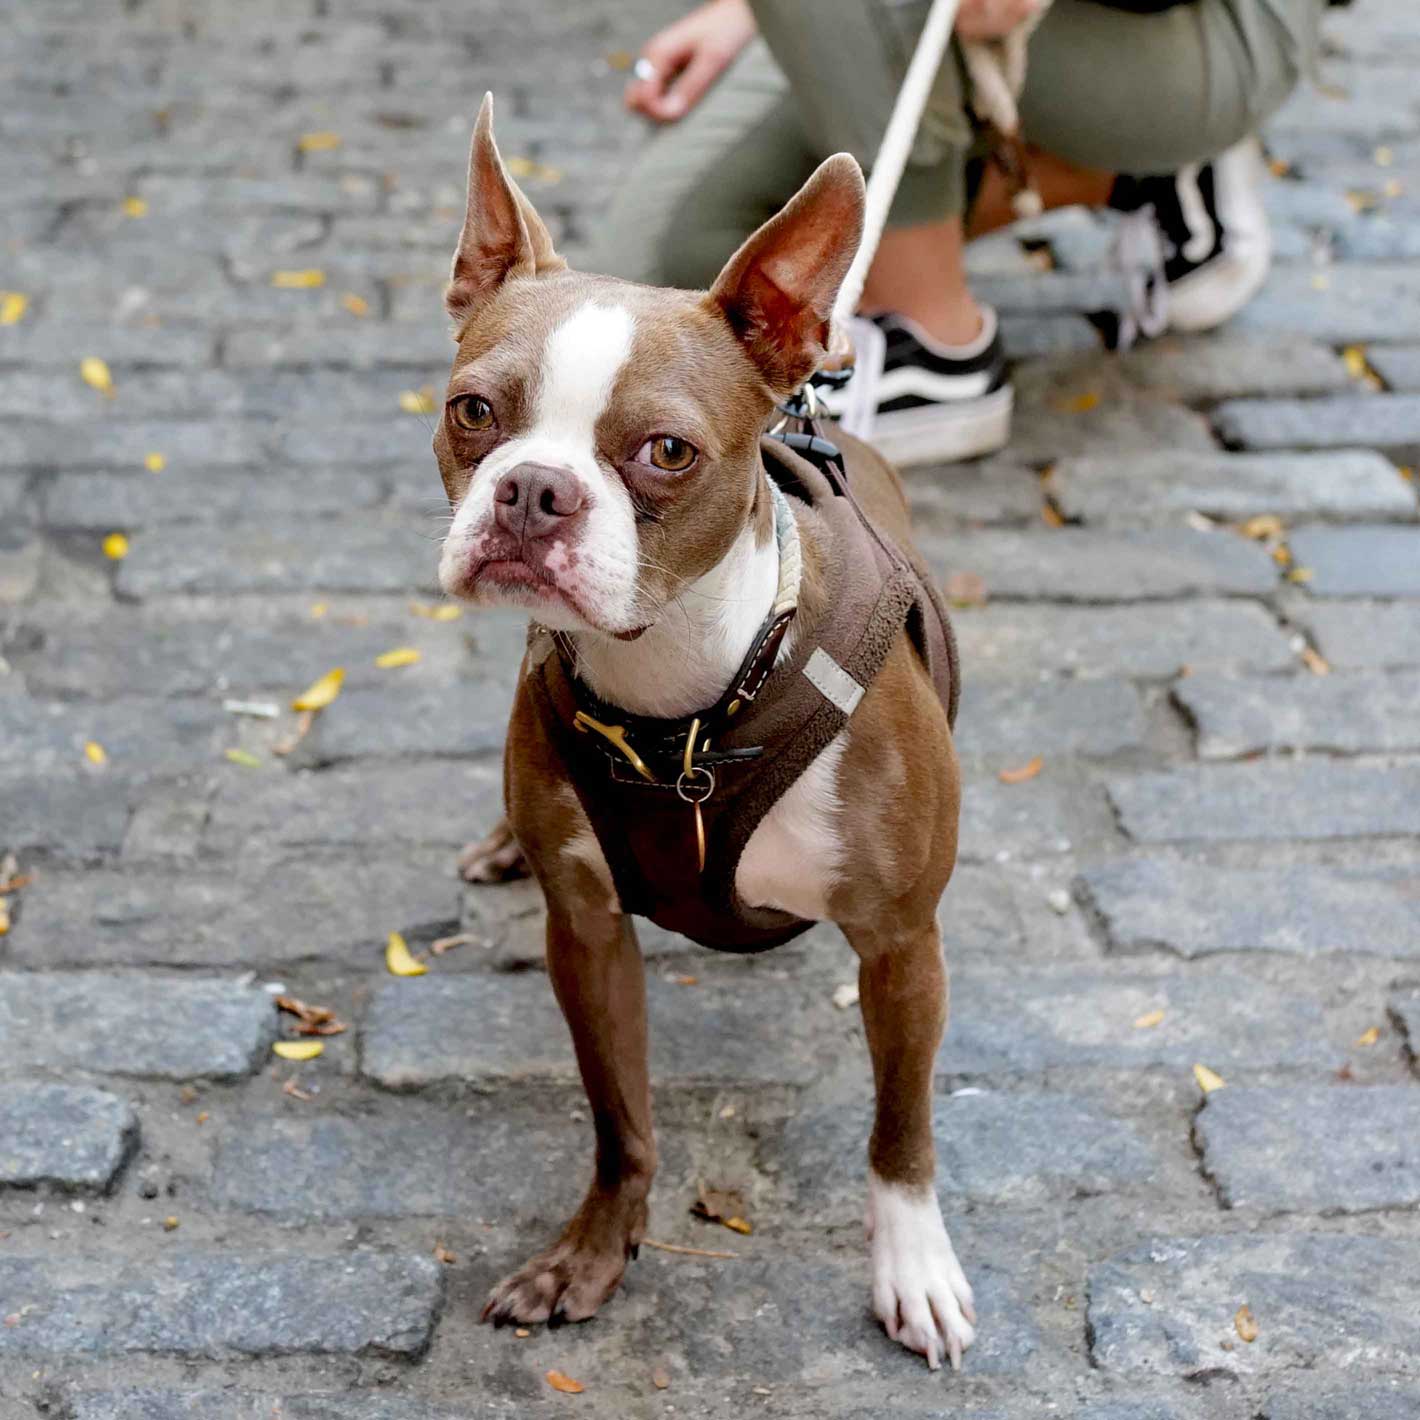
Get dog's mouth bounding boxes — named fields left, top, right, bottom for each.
left=449, top=549, right=648, bottom=640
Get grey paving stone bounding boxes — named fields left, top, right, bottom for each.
left=0, top=1252, right=441, bottom=1359
left=1289, top=526, right=1420, bottom=597
left=0, top=1082, right=136, bottom=1192
left=1108, top=760, right=1420, bottom=843
left=6, top=606, right=478, bottom=699
left=0, top=972, right=274, bottom=1080
left=223, top=322, right=455, bottom=369
left=0, top=695, right=227, bottom=778
left=903, top=457, right=1045, bottom=526
left=784, top=1091, right=1159, bottom=1205
left=1000, top=312, right=1101, bottom=357
left=1370, top=345, right=1420, bottom=393
left=1, top=772, right=138, bottom=858
left=1259, top=1386, right=1420, bottom=1420
left=1299, top=599, right=1420, bottom=669
left=960, top=766, right=1115, bottom=859
left=42, top=468, right=388, bottom=529
left=921, top=528, right=1276, bottom=601
left=204, top=760, right=502, bottom=854
left=1088, top=1234, right=1420, bottom=1377
left=9, top=852, right=459, bottom=968
left=295, top=682, right=512, bottom=766
left=1052, top=450, right=1413, bottom=527
left=134, top=174, right=381, bottom=215
left=954, top=601, right=1294, bottom=680
left=1214, top=394, right=1420, bottom=461
left=67, top=1394, right=478, bottom=1420
left=1007, top=396, right=1217, bottom=465
left=0, top=417, right=266, bottom=471
left=116, top=518, right=438, bottom=597
left=0, top=322, right=216, bottom=370
left=1232, top=264, right=1420, bottom=343
left=1175, top=670, right=1420, bottom=756
left=274, top=418, right=431, bottom=466
left=1081, top=858, right=1420, bottom=960
left=956, top=678, right=1146, bottom=759
left=1196, top=1085, right=1420, bottom=1213
left=361, top=971, right=834, bottom=1089
left=939, top=968, right=1329, bottom=1074
left=1116, top=336, right=1351, bottom=402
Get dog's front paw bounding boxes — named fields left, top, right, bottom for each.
left=458, top=816, right=529, bottom=883
left=483, top=1235, right=634, bottom=1327
left=867, top=1173, right=976, bottom=1371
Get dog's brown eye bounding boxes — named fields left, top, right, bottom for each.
left=642, top=436, right=697, bottom=472
left=450, top=395, right=495, bottom=432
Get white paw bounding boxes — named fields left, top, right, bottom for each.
left=866, top=1172, right=976, bottom=1371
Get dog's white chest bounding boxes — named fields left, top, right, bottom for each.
left=735, top=736, right=846, bottom=921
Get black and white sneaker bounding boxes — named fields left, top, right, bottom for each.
left=1098, top=138, right=1272, bottom=347
left=816, top=307, right=1013, bottom=467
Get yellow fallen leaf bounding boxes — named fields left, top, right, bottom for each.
left=309, top=601, right=329, bottom=619
left=81, top=357, right=115, bottom=396
left=399, top=388, right=435, bottom=415
left=273, top=1040, right=324, bottom=1061
left=84, top=740, right=108, bottom=766
left=545, top=1371, right=584, bottom=1395
left=1239, top=514, right=1283, bottom=541
left=102, top=532, right=129, bottom=560
left=271, top=269, right=326, bottom=289
left=291, top=666, right=344, bottom=711
left=1374, top=145, right=1394, bottom=167
left=1286, top=566, right=1313, bottom=584
left=1041, top=502, right=1065, bottom=528
left=375, top=647, right=421, bottom=669
left=1345, top=190, right=1377, bottom=215
left=1133, top=1009, right=1165, bottom=1030
left=998, top=755, right=1043, bottom=785
left=1355, top=1025, right=1381, bottom=1047
left=430, top=604, right=461, bottom=622
left=144, top=452, right=166, bottom=472
left=1271, top=543, right=1292, bottom=567
left=122, top=196, right=148, bottom=218
left=341, top=293, right=369, bottom=317
left=298, top=130, right=342, bottom=152
left=1341, top=345, right=1369, bottom=380
left=1056, top=390, right=1100, bottom=414
left=385, top=930, right=427, bottom=977
left=1193, top=1064, right=1226, bottom=1094
left=1268, top=157, right=1291, bottom=178
left=1300, top=646, right=1331, bottom=677
left=723, top=1217, right=752, bottom=1235
left=0, top=292, right=28, bottom=325
left=606, top=49, right=634, bottom=71
left=1383, top=178, right=1404, bottom=200
left=0, top=898, right=10, bottom=936
left=1310, top=271, right=1332, bottom=289
left=224, top=748, right=262, bottom=768
left=1234, top=1303, right=1259, bottom=1343
left=506, top=156, right=563, bottom=183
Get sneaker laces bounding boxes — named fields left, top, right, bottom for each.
left=1107, top=206, right=1170, bottom=351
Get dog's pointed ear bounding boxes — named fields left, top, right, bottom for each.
left=706, top=153, right=865, bottom=395
left=446, top=94, right=565, bottom=326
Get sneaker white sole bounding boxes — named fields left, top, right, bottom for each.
left=1167, top=139, right=1272, bottom=332
left=864, top=385, right=1014, bottom=468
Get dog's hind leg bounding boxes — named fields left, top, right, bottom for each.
left=458, top=815, right=529, bottom=883
left=843, top=918, right=976, bottom=1371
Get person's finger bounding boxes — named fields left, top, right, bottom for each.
left=625, top=31, right=694, bottom=117
left=648, top=47, right=727, bottom=120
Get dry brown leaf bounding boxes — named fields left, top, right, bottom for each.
left=195, top=1111, right=209, bottom=1125
left=434, top=1242, right=457, bottom=1265
left=1133, top=1009, right=1166, bottom=1030
left=671, top=973, right=697, bottom=986
left=1234, top=1303, right=1259, bottom=1343
left=545, top=1371, right=584, bottom=1395
left=272, top=708, right=315, bottom=757
left=282, top=1077, right=314, bottom=1101
left=515, top=1327, right=531, bottom=1338
left=1271, top=543, right=1293, bottom=567
left=998, top=756, right=1043, bottom=785
left=1300, top=647, right=1331, bottom=677
left=1054, top=390, right=1100, bottom=414
left=1355, top=1025, right=1381, bottom=1047
left=641, top=1238, right=739, bottom=1260
left=692, top=1182, right=745, bottom=1224
left=651, top=1365, right=671, bottom=1390
left=945, top=570, right=988, bottom=608
left=0, top=900, right=9, bottom=937
left=276, top=995, right=348, bottom=1036
left=431, top=932, right=474, bottom=956
left=605, top=49, right=633, bottom=70
left=1041, top=502, right=1065, bottom=528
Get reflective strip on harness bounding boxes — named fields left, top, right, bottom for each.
left=803, top=647, right=864, bottom=715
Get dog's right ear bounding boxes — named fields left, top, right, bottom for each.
left=446, top=94, right=565, bottom=327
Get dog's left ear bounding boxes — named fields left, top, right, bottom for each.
left=706, top=153, right=865, bottom=396
left=447, top=93, right=566, bottom=326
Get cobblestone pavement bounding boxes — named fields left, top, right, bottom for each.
left=2, top=1, right=1420, bottom=1417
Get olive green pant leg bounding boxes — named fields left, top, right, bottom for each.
left=587, top=39, right=819, bottom=289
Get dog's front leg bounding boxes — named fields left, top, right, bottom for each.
left=482, top=881, right=655, bottom=1326
left=844, top=919, right=976, bottom=1371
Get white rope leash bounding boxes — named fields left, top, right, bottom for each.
left=831, top=0, right=963, bottom=334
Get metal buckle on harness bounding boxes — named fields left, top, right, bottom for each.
left=572, top=710, right=655, bottom=783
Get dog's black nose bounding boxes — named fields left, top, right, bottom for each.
left=493, top=462, right=585, bottom=541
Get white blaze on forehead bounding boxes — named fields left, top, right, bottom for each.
left=535, top=301, right=637, bottom=450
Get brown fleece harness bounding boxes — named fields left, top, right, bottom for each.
left=526, top=434, right=959, bottom=954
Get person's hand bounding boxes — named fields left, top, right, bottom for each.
left=955, top=0, right=1039, bottom=40
left=624, top=0, right=756, bottom=123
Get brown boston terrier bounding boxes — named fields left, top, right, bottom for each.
left=433, top=96, right=975, bottom=1371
